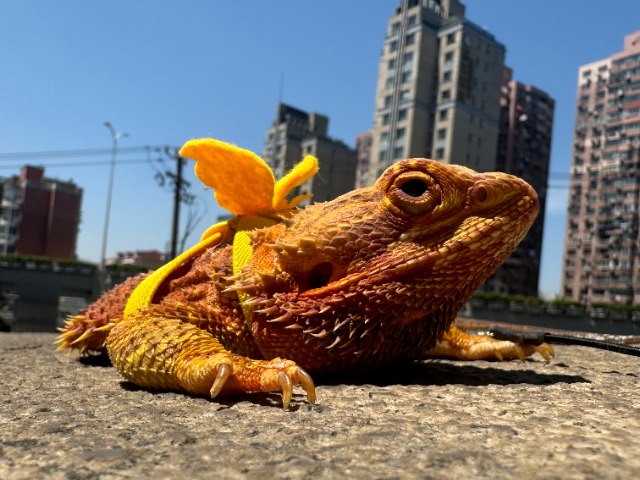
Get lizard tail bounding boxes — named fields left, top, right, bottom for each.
left=55, top=272, right=152, bottom=355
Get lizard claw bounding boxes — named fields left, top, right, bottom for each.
left=210, top=362, right=231, bottom=398
left=260, top=362, right=316, bottom=410
left=278, top=371, right=293, bottom=410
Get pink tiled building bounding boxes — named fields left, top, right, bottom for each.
left=562, top=31, right=640, bottom=305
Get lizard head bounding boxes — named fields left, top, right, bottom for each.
left=239, top=159, right=538, bottom=353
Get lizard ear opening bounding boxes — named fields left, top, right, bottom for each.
left=309, top=262, right=334, bottom=290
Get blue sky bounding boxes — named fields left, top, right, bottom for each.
left=1, top=1, right=639, bottom=295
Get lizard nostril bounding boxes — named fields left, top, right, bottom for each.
left=475, top=186, right=488, bottom=203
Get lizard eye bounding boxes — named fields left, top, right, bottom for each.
left=387, top=172, right=441, bottom=215
left=400, top=179, right=428, bottom=197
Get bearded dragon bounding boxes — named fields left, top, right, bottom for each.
left=56, top=139, right=553, bottom=409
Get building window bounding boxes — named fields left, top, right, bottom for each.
left=380, top=132, right=389, bottom=147
left=582, top=69, right=592, bottom=78
left=446, top=33, right=456, bottom=45
left=388, top=59, right=396, bottom=70
left=468, top=133, right=473, bottom=143
left=437, top=128, right=446, bottom=139
left=389, top=41, right=397, bottom=53
left=402, top=71, right=412, bottom=83
left=382, top=114, right=390, bottom=125
left=384, top=95, right=392, bottom=107
left=386, top=77, right=394, bottom=88
left=598, top=65, right=607, bottom=72
left=469, top=114, right=474, bottom=125
left=477, top=138, right=482, bottom=147
left=475, top=156, right=481, bottom=166
left=400, top=89, right=410, bottom=101
left=445, top=52, right=453, bottom=64
left=441, top=89, right=451, bottom=101
left=484, top=62, right=489, bottom=72
left=394, top=147, right=404, bottom=159
left=403, top=52, right=413, bottom=65
left=276, top=145, right=282, bottom=153
left=442, top=71, right=452, bottom=82
left=391, top=22, right=400, bottom=34
left=408, top=14, right=416, bottom=25
left=398, top=109, right=407, bottom=121
left=435, top=148, right=444, bottom=159
left=396, top=128, right=406, bottom=139
left=439, top=109, right=448, bottom=121
left=406, top=33, right=415, bottom=45
left=379, top=150, right=387, bottom=161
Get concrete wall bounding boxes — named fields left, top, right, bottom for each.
left=461, top=300, right=640, bottom=336
left=0, top=261, right=147, bottom=332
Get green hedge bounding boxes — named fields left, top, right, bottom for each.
left=590, top=302, right=640, bottom=312
left=470, top=292, right=624, bottom=310
left=0, top=254, right=95, bottom=268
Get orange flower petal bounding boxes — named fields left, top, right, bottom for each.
left=180, top=139, right=275, bottom=215
left=273, top=155, right=318, bottom=210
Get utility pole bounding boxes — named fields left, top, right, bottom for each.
left=100, top=121, right=128, bottom=292
left=164, top=147, right=189, bottom=260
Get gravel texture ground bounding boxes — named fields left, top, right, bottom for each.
left=1, top=332, right=640, bottom=480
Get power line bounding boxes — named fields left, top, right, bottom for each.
left=0, top=146, right=576, bottom=178
left=0, top=159, right=158, bottom=169
left=0, top=145, right=178, bottom=161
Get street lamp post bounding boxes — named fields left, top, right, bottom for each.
left=100, top=121, right=129, bottom=280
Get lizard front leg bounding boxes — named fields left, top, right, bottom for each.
left=106, top=313, right=315, bottom=409
left=422, top=325, right=554, bottom=362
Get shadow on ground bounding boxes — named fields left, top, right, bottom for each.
left=321, top=360, right=589, bottom=388
left=77, top=352, right=589, bottom=410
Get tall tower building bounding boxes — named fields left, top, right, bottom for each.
left=262, top=103, right=357, bottom=203
left=367, top=0, right=506, bottom=185
left=0, top=165, right=83, bottom=259
left=354, top=129, right=373, bottom=189
left=484, top=67, right=555, bottom=296
left=562, top=30, right=640, bottom=305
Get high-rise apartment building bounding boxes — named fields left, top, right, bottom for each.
left=484, top=67, right=555, bottom=296
left=562, top=31, right=640, bottom=305
left=367, top=0, right=506, bottom=185
left=262, top=103, right=357, bottom=203
left=0, top=166, right=82, bottom=259
left=354, top=129, right=373, bottom=189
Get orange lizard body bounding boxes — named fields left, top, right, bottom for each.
left=57, top=140, right=552, bottom=409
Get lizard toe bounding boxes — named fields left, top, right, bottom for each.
left=260, top=361, right=316, bottom=410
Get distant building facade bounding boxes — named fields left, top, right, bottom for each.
left=367, top=0, right=506, bottom=184
left=105, top=250, right=167, bottom=270
left=562, top=30, right=640, bottom=305
left=262, top=103, right=357, bottom=203
left=0, top=165, right=82, bottom=259
left=483, top=67, right=555, bottom=297
left=355, top=130, right=373, bottom=188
